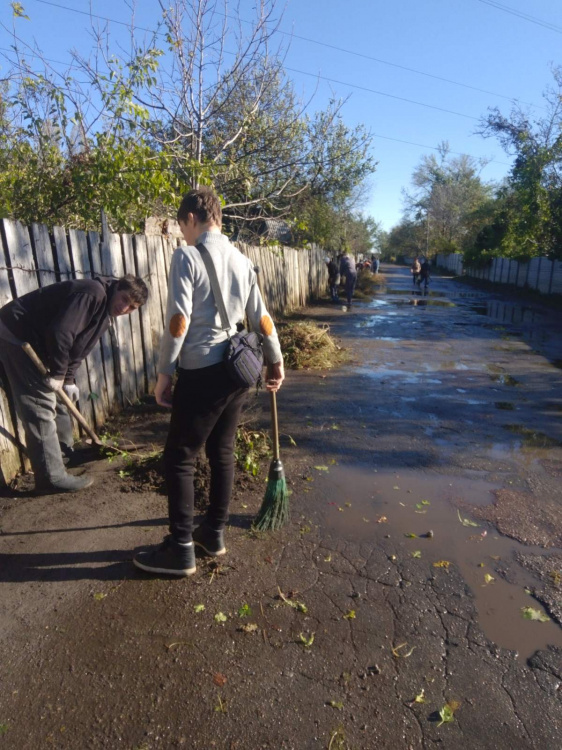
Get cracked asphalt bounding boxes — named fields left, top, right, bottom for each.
left=0, top=264, right=561, bottom=749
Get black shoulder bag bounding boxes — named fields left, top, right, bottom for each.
left=196, top=243, right=264, bottom=389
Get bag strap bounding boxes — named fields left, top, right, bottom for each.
left=196, top=242, right=231, bottom=335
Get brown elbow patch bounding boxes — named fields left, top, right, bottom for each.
left=260, top=314, right=274, bottom=337
left=169, top=313, right=186, bottom=338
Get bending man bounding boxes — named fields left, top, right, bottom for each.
left=0, top=274, right=148, bottom=493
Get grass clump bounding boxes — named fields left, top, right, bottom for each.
left=354, top=270, right=385, bottom=299
left=278, top=321, right=348, bottom=370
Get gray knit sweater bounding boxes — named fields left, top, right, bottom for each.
left=157, top=231, right=282, bottom=374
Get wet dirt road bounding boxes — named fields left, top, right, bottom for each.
left=0, top=264, right=561, bottom=749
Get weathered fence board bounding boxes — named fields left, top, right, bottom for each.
left=133, top=235, right=157, bottom=388
left=31, top=223, right=57, bottom=287
left=88, top=230, right=117, bottom=415
left=0, top=258, right=23, bottom=484
left=3, top=219, right=38, bottom=297
left=122, top=234, right=145, bottom=398
left=102, top=234, right=137, bottom=406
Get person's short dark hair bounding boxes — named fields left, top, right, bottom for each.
left=177, top=187, right=222, bottom=226
left=117, top=274, right=148, bottom=305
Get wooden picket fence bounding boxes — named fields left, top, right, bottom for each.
left=0, top=219, right=326, bottom=485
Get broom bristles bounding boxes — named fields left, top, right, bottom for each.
left=253, top=478, right=290, bottom=531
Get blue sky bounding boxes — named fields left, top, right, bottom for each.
left=1, top=0, right=561, bottom=230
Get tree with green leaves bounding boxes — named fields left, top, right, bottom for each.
left=477, top=67, right=562, bottom=260
left=1, top=0, right=376, bottom=241
left=402, top=142, right=493, bottom=257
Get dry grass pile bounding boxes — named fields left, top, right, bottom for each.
left=354, top=270, right=386, bottom=299
left=278, top=321, right=348, bottom=370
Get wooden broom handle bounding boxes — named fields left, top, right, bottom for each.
left=21, top=342, right=102, bottom=446
left=270, top=390, right=280, bottom=461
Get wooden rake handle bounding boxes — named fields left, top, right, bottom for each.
left=22, top=342, right=102, bottom=446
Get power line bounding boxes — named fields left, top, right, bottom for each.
left=273, top=28, right=539, bottom=109
left=13, top=3, right=483, bottom=122
left=0, top=42, right=480, bottom=122
left=27, top=0, right=541, bottom=111
left=370, top=132, right=510, bottom=167
left=475, top=0, right=562, bottom=35
left=284, top=66, right=479, bottom=121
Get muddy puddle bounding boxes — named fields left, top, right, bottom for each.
left=315, top=464, right=562, bottom=659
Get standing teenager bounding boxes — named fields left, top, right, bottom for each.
left=134, top=188, right=284, bottom=576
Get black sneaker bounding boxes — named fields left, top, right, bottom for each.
left=133, top=536, right=196, bottom=576
left=193, top=524, right=226, bottom=557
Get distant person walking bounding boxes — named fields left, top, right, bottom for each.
left=419, top=258, right=431, bottom=289
left=326, top=257, right=340, bottom=302
left=372, top=255, right=380, bottom=274
left=339, top=251, right=357, bottom=309
left=411, top=257, right=421, bottom=288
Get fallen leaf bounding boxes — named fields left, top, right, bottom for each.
left=457, top=509, right=479, bottom=527
left=343, top=610, right=356, bottom=620
left=391, top=642, right=415, bottom=658
left=214, top=612, right=228, bottom=623
left=241, top=503, right=248, bottom=509
left=437, top=701, right=460, bottom=726
left=324, top=553, right=332, bottom=562
left=238, top=603, right=252, bottom=618
left=338, top=507, right=344, bottom=512
left=345, top=502, right=352, bottom=508
left=362, top=517, right=370, bottom=523
left=433, top=560, right=451, bottom=569
left=412, top=550, right=422, bottom=559
left=288, top=435, right=297, bottom=447
left=329, top=458, right=337, bottom=464
left=213, top=673, right=227, bottom=687
left=238, top=623, right=258, bottom=634
left=331, top=424, right=341, bottom=431
left=421, top=500, right=430, bottom=506
left=277, top=587, right=307, bottom=613
left=327, top=700, right=344, bottom=710
left=484, top=573, right=495, bottom=585
left=93, top=593, right=107, bottom=601
left=521, top=606, right=550, bottom=622
left=393, top=486, right=400, bottom=490
left=376, top=516, right=388, bottom=523
left=414, top=689, right=426, bottom=704
left=194, top=604, right=205, bottom=613
left=314, top=466, right=329, bottom=471
left=405, top=533, right=417, bottom=539
left=298, top=632, right=315, bottom=648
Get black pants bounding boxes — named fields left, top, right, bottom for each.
left=165, top=363, right=247, bottom=543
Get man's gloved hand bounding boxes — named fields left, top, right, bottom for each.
left=63, top=383, right=80, bottom=403
left=45, top=376, right=64, bottom=393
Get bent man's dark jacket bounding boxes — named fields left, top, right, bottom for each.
left=0, top=278, right=118, bottom=383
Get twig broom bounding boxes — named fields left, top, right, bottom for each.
left=253, top=390, right=289, bottom=531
